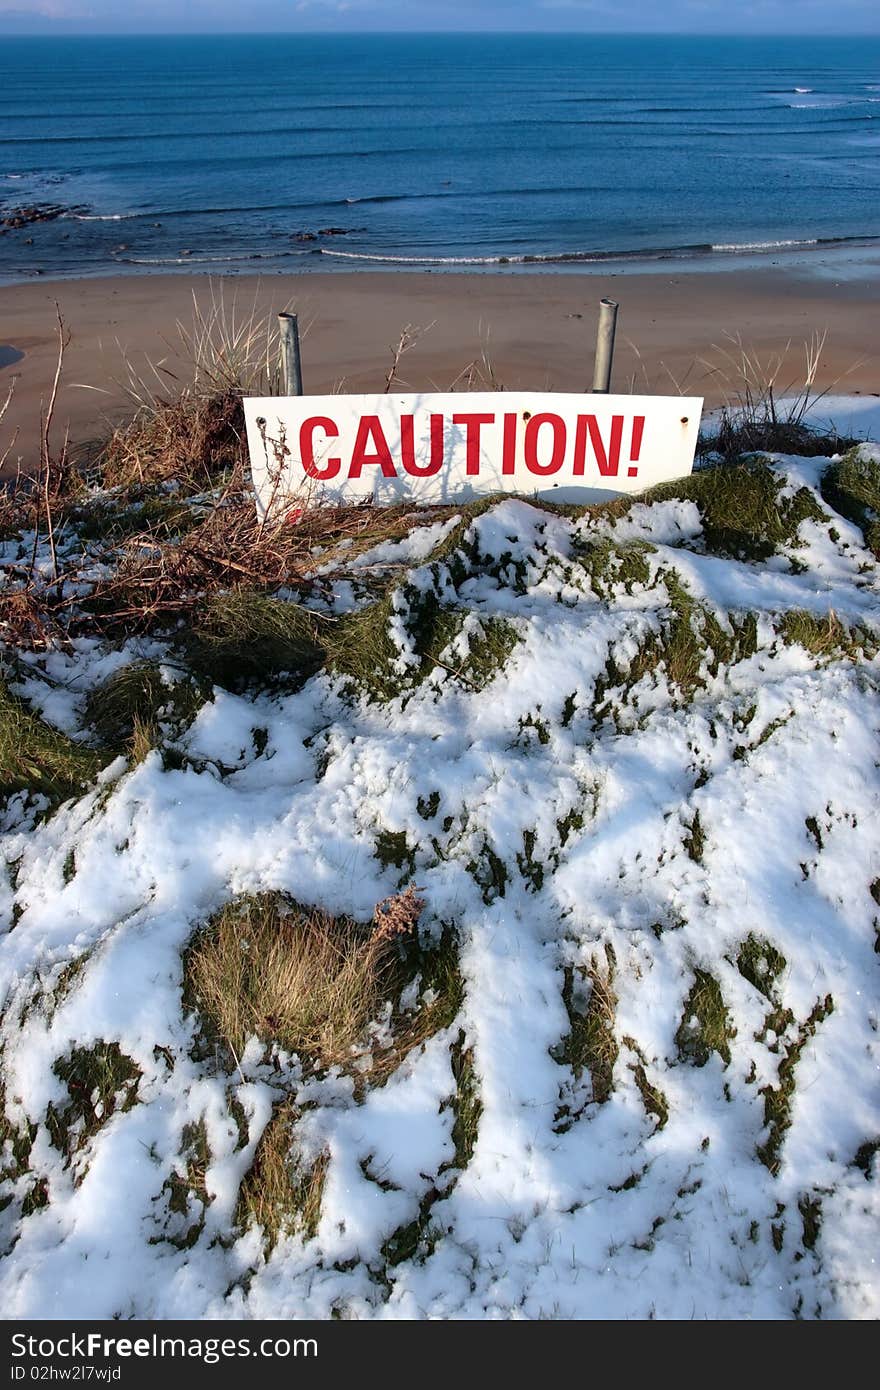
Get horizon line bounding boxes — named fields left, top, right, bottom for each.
left=2, top=27, right=880, bottom=38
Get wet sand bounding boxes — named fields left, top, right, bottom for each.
left=1, top=267, right=878, bottom=474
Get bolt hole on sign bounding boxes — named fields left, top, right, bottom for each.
left=243, top=392, right=703, bottom=516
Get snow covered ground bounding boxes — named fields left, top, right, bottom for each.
left=1, top=442, right=879, bottom=1320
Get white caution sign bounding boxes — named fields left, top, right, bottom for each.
left=243, top=392, right=702, bottom=514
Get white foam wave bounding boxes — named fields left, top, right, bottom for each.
left=794, top=87, right=813, bottom=94
left=72, top=212, right=138, bottom=222
left=711, top=239, right=818, bottom=252
left=319, top=248, right=516, bottom=265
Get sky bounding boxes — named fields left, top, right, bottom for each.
left=0, top=0, right=879, bottom=34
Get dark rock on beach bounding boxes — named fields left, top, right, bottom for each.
left=0, top=203, right=87, bottom=231
left=292, top=226, right=364, bottom=242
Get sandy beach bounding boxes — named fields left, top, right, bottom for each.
left=2, top=265, right=879, bottom=474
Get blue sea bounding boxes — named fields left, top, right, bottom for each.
left=1, top=32, right=879, bottom=283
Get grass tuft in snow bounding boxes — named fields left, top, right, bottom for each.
left=552, top=945, right=618, bottom=1126
left=328, top=578, right=519, bottom=704
left=736, top=935, right=787, bottom=999
left=0, top=1087, right=40, bottom=1217
left=778, top=610, right=878, bottom=662
left=384, top=926, right=465, bottom=1075
left=820, top=448, right=880, bottom=558
left=646, top=460, right=826, bottom=561
left=466, top=839, right=509, bottom=905
left=572, top=536, right=653, bottom=600
left=185, top=889, right=455, bottom=1086
left=380, top=1015, right=478, bottom=1271
left=675, top=969, right=735, bottom=1067
left=160, top=1118, right=212, bottom=1250
left=185, top=894, right=398, bottom=1071
left=683, top=810, right=706, bottom=863
left=235, top=1102, right=327, bottom=1254
left=757, top=994, right=835, bottom=1177
left=85, top=661, right=210, bottom=752
left=624, top=1038, right=670, bottom=1130
left=593, top=577, right=758, bottom=724
left=446, top=1031, right=482, bottom=1174
left=0, top=681, right=105, bottom=810
left=45, top=1042, right=141, bottom=1168
left=324, top=593, right=403, bottom=702
left=373, top=829, right=416, bottom=878
left=187, top=592, right=325, bottom=689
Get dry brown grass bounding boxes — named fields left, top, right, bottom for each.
left=100, top=389, right=244, bottom=491
left=235, top=1101, right=328, bottom=1252
left=186, top=895, right=406, bottom=1068
left=129, top=712, right=158, bottom=765
left=553, top=944, right=619, bottom=1122
left=373, top=884, right=426, bottom=944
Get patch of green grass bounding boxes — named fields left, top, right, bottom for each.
left=380, top=1010, right=476, bottom=1272
left=460, top=617, right=519, bottom=690
left=327, top=582, right=466, bottom=702
left=186, top=591, right=326, bottom=689
left=517, top=711, right=551, bottom=746
left=381, top=1198, right=443, bottom=1270
left=572, top=537, right=654, bottom=600
left=736, top=935, right=787, bottom=1000
left=552, top=946, right=618, bottom=1124
left=324, top=592, right=402, bottom=701
left=593, top=579, right=758, bottom=722
left=644, top=461, right=826, bottom=561
left=758, top=994, right=834, bottom=1176
left=329, top=583, right=518, bottom=703
left=733, top=711, right=794, bottom=763
left=465, top=839, right=508, bottom=905
left=0, top=681, right=105, bottom=809
left=820, top=449, right=880, bottom=557
left=556, top=806, right=585, bottom=848
left=798, top=1193, right=822, bottom=1252
left=0, top=1086, right=38, bottom=1215
left=683, top=810, right=706, bottom=863
left=75, top=493, right=201, bottom=545
left=778, top=610, right=877, bottom=661
left=236, top=1102, right=327, bottom=1254
left=396, top=927, right=463, bottom=1035
left=85, top=661, right=210, bottom=750
left=45, top=1042, right=141, bottom=1167
left=675, top=970, right=734, bottom=1067
left=417, top=791, right=440, bottom=820
left=631, top=1063, right=669, bottom=1130
left=445, top=1031, right=482, bottom=1173
left=374, top=829, right=416, bottom=879
left=516, top=828, right=544, bottom=892
left=852, top=1137, right=879, bottom=1178
left=159, top=1117, right=213, bottom=1250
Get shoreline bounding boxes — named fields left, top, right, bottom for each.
left=2, top=264, right=878, bottom=473
left=3, top=233, right=880, bottom=289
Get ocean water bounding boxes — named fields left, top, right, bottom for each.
left=0, top=32, right=879, bottom=282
